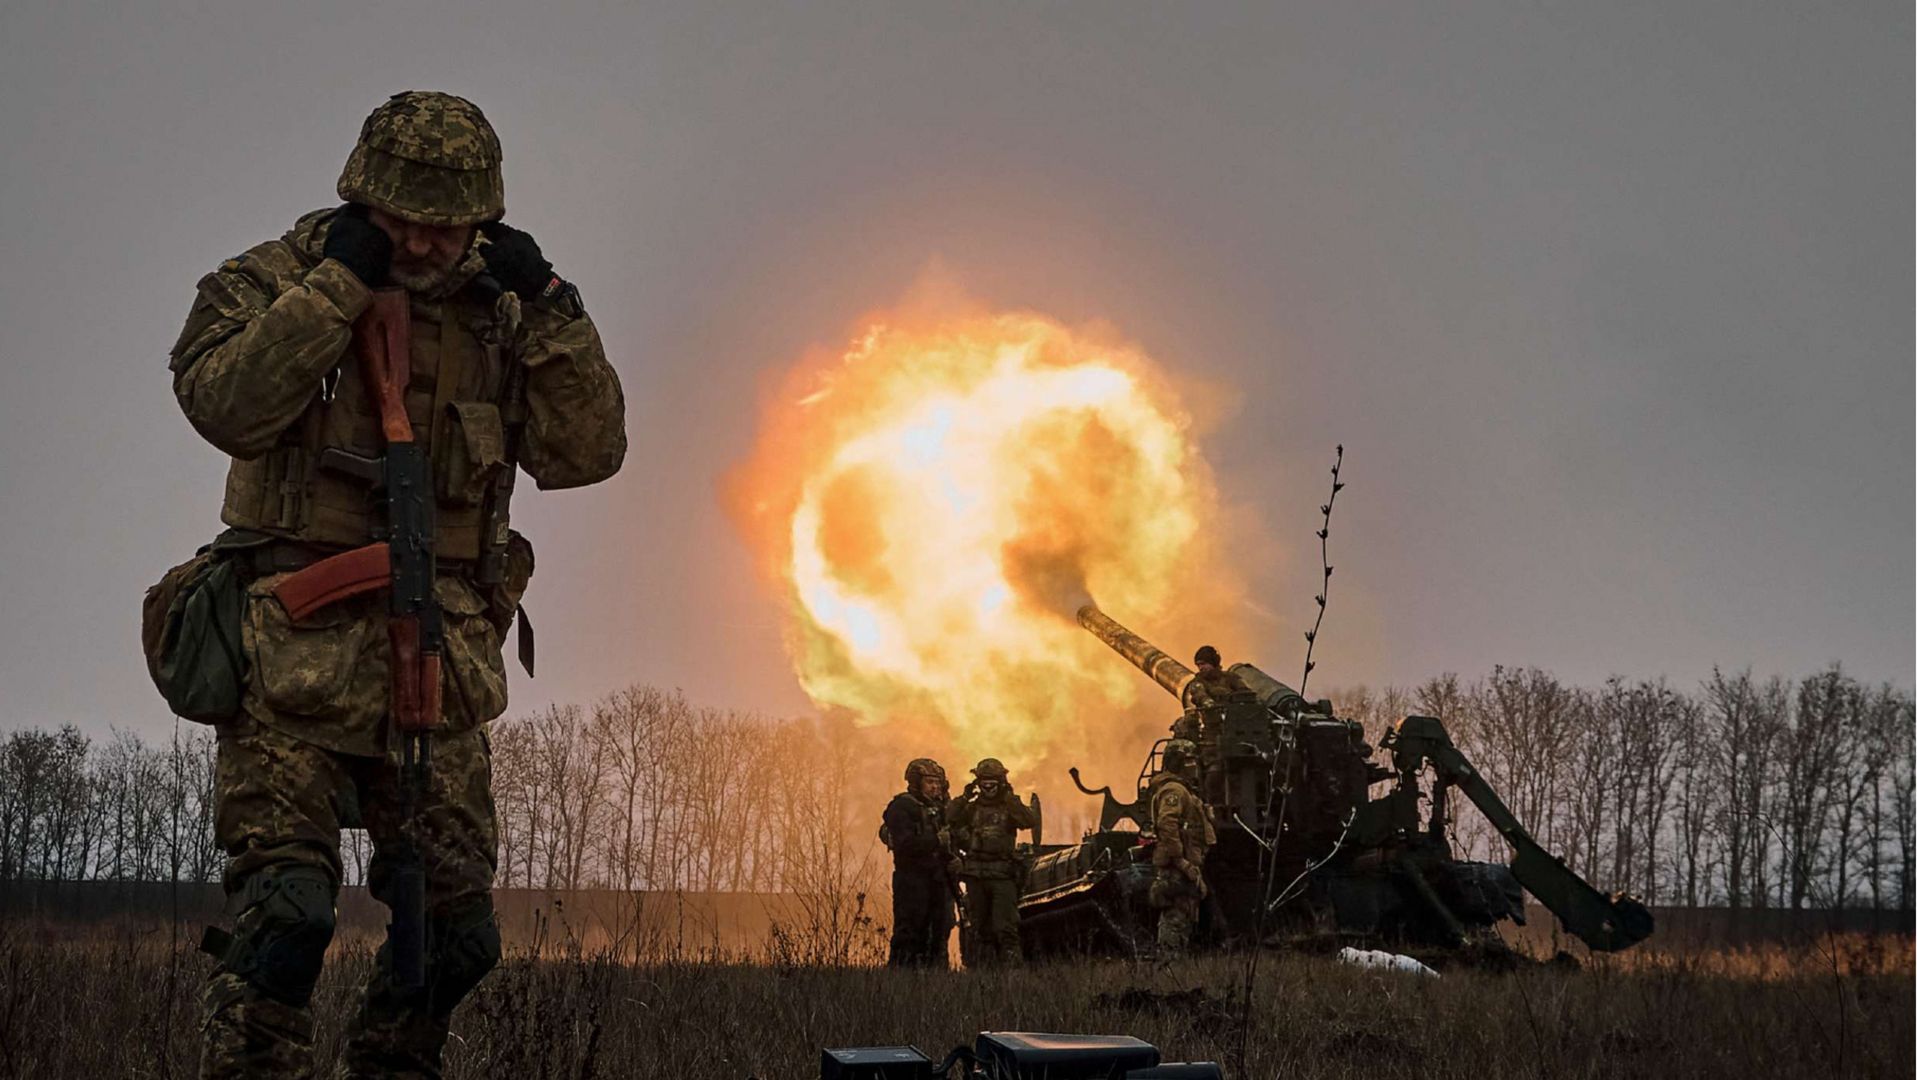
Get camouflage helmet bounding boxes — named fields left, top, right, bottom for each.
left=1193, top=645, right=1221, bottom=667
left=338, top=91, right=504, bottom=226
left=1162, top=739, right=1199, bottom=772
left=904, top=758, right=947, bottom=787
left=971, top=758, right=1010, bottom=780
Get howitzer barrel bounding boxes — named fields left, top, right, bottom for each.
left=1230, top=662, right=1309, bottom=716
left=1076, top=605, right=1194, bottom=701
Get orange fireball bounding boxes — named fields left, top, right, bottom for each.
left=727, top=301, right=1248, bottom=776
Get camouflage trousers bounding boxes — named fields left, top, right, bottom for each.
left=1149, top=867, right=1202, bottom=953
left=958, top=875, right=1021, bottom=967
left=200, top=718, right=499, bottom=1080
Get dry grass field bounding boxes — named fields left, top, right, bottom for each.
left=0, top=915, right=1909, bottom=1080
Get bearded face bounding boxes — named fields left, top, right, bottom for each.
left=369, top=207, right=473, bottom=294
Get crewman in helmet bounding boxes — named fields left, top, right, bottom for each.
left=1149, top=739, right=1217, bottom=954
left=947, top=757, right=1039, bottom=966
left=167, top=91, right=626, bottom=1077
left=881, top=758, right=958, bottom=967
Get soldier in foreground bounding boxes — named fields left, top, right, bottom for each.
left=881, top=758, right=958, bottom=967
left=1148, top=739, right=1216, bottom=954
left=948, top=758, right=1038, bottom=967
left=168, top=92, right=625, bottom=1077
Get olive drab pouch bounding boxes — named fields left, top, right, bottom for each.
left=439, top=576, right=510, bottom=725
left=438, top=401, right=506, bottom=506
left=141, top=548, right=248, bottom=723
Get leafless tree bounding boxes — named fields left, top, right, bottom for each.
left=1668, top=690, right=1715, bottom=905
left=0, top=664, right=1907, bottom=923
left=1776, top=666, right=1850, bottom=909
left=1706, top=669, right=1780, bottom=908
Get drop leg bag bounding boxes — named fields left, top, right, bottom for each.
left=141, top=535, right=257, bottom=723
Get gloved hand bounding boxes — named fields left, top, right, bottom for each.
left=937, top=827, right=952, bottom=852
left=323, top=204, right=393, bottom=287
left=478, top=220, right=556, bottom=299
left=1180, top=858, right=1203, bottom=884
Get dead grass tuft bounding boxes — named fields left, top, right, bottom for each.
left=0, top=916, right=1907, bottom=1079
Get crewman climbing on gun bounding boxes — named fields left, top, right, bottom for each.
left=1185, top=645, right=1251, bottom=705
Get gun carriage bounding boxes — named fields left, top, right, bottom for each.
left=1014, top=605, right=1653, bottom=958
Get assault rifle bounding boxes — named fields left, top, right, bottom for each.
left=273, top=287, right=440, bottom=989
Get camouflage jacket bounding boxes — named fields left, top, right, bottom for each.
left=172, top=207, right=626, bottom=544
left=1184, top=667, right=1251, bottom=707
left=169, top=208, right=627, bottom=756
left=1149, top=773, right=1214, bottom=869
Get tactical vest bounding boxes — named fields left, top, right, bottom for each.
left=1151, top=776, right=1213, bottom=862
left=881, top=792, right=946, bottom=868
left=219, top=269, right=520, bottom=563
left=961, top=796, right=1022, bottom=860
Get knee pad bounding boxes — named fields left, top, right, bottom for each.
left=223, top=865, right=336, bottom=1006
left=429, top=899, right=501, bottom=1016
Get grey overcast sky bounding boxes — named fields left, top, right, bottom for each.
left=0, top=2, right=1908, bottom=744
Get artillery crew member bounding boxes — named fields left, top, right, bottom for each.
left=166, top=92, right=626, bottom=1077
left=882, top=758, right=958, bottom=967
left=947, top=757, right=1039, bottom=966
left=1149, top=739, right=1217, bottom=954
left=1185, top=644, right=1251, bottom=705
left=1173, top=645, right=1249, bottom=801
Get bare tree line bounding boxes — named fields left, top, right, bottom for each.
left=0, top=724, right=220, bottom=886
left=487, top=685, right=878, bottom=898
left=1334, top=662, right=1915, bottom=911
left=2, top=665, right=1910, bottom=917
left=0, top=688, right=882, bottom=918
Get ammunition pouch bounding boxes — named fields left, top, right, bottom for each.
left=244, top=568, right=388, bottom=725
left=141, top=538, right=256, bottom=724
left=211, top=865, right=337, bottom=1006
left=438, top=401, right=506, bottom=507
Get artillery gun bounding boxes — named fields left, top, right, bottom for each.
left=1014, top=605, right=1653, bottom=958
